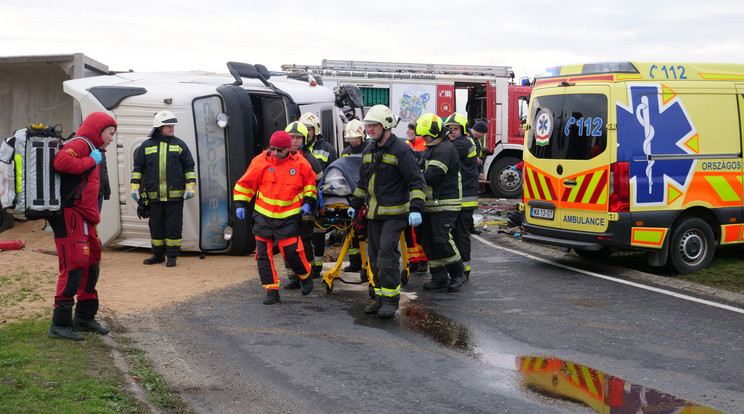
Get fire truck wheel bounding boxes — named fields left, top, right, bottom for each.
left=574, top=247, right=612, bottom=260
left=667, top=217, right=715, bottom=274
left=489, top=156, right=523, bottom=199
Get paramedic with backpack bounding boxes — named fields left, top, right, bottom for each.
left=130, top=111, right=196, bottom=268
left=348, top=104, right=426, bottom=319
left=48, top=111, right=117, bottom=340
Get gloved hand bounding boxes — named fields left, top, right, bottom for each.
left=347, top=207, right=356, bottom=218
left=130, top=183, right=140, bottom=202
left=90, top=149, right=103, bottom=165
left=509, top=165, right=517, bottom=171
left=408, top=211, right=422, bottom=227
left=236, top=207, right=246, bottom=220
left=184, top=182, right=196, bottom=200
left=300, top=203, right=311, bottom=216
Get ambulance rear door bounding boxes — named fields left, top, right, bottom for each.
left=523, top=84, right=612, bottom=233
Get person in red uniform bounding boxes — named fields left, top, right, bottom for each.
left=233, top=131, right=318, bottom=305
left=48, top=111, right=117, bottom=340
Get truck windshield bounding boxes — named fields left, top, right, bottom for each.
left=527, top=94, right=607, bottom=160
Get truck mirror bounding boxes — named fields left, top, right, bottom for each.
left=337, top=85, right=363, bottom=108
left=255, top=64, right=271, bottom=80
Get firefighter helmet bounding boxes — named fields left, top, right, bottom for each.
left=344, top=119, right=365, bottom=141
left=444, top=113, right=467, bottom=136
left=153, top=111, right=178, bottom=127
left=299, top=112, right=321, bottom=135
left=415, top=113, right=442, bottom=138
left=285, top=121, right=308, bottom=144
left=363, top=105, right=397, bottom=129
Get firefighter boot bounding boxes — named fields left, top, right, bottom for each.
left=377, top=295, right=400, bottom=319
left=364, top=294, right=383, bottom=314
left=423, top=271, right=449, bottom=290
left=166, top=256, right=177, bottom=267
left=49, top=305, right=84, bottom=341
left=417, top=261, right=428, bottom=273
left=447, top=262, right=466, bottom=292
left=300, top=275, right=313, bottom=296
left=73, top=300, right=109, bottom=335
left=284, top=273, right=301, bottom=290
left=343, top=254, right=362, bottom=272
left=311, top=265, right=323, bottom=279
left=143, top=255, right=165, bottom=265
left=263, top=289, right=280, bottom=305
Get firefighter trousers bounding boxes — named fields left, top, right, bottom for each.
left=148, top=200, right=184, bottom=258
left=255, top=235, right=311, bottom=290
left=366, top=218, right=407, bottom=297
left=49, top=208, right=102, bottom=325
left=452, top=207, right=474, bottom=273
left=419, top=210, right=463, bottom=277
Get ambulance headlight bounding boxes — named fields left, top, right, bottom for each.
left=223, top=226, right=233, bottom=241
left=216, top=113, right=229, bottom=128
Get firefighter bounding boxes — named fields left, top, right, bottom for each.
left=416, top=113, right=466, bottom=291
left=404, top=121, right=428, bottom=273
left=49, top=112, right=117, bottom=340
left=445, top=113, right=479, bottom=279
left=283, top=121, right=322, bottom=290
left=233, top=130, right=317, bottom=304
left=340, top=120, right=366, bottom=272
left=300, top=112, right=338, bottom=278
left=348, top=104, right=426, bottom=318
left=131, top=111, right=196, bottom=267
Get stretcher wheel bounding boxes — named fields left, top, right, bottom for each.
left=324, top=282, right=333, bottom=294
left=368, top=284, right=375, bottom=299
left=360, top=268, right=368, bottom=283
left=400, top=269, right=409, bottom=285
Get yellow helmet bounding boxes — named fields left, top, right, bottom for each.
left=444, top=113, right=467, bottom=135
left=344, top=119, right=365, bottom=141
left=299, top=112, right=321, bottom=135
left=363, top=104, right=397, bottom=129
left=153, top=110, right=178, bottom=127
left=415, top=113, right=442, bottom=138
left=285, top=121, right=308, bottom=144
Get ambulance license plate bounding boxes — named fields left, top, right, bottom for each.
left=531, top=207, right=554, bottom=220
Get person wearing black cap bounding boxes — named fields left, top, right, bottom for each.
left=468, top=120, right=489, bottom=235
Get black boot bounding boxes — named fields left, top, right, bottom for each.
left=417, top=261, right=428, bottom=273
left=364, top=295, right=383, bottom=314
left=343, top=256, right=362, bottom=272
left=377, top=295, right=400, bottom=319
left=73, top=318, right=110, bottom=335
left=73, top=299, right=109, bottom=334
left=166, top=256, right=177, bottom=267
left=143, top=255, right=165, bottom=265
left=448, top=274, right=466, bottom=291
left=300, top=275, right=313, bottom=295
left=284, top=274, right=301, bottom=290
left=263, top=289, right=280, bottom=305
left=311, top=265, right=322, bottom=279
left=49, top=304, right=84, bottom=340
left=48, top=323, right=84, bottom=340
left=423, top=272, right=449, bottom=290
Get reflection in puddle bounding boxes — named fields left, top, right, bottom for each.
left=517, top=356, right=725, bottom=413
left=400, top=303, right=473, bottom=353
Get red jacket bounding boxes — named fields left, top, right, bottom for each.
left=53, top=112, right=117, bottom=224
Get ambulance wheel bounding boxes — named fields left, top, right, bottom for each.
left=0, top=208, right=13, bottom=233
left=489, top=156, right=522, bottom=198
left=574, top=247, right=612, bottom=260
left=368, top=284, right=375, bottom=299
left=668, top=217, right=715, bottom=274
left=401, top=268, right=410, bottom=285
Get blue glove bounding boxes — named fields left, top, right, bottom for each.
left=408, top=211, right=422, bottom=227
left=347, top=207, right=356, bottom=218
left=236, top=207, right=246, bottom=220
left=90, top=149, right=103, bottom=165
left=509, top=165, right=517, bottom=171
left=300, top=203, right=311, bottom=215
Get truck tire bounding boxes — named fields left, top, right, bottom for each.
left=489, top=156, right=522, bottom=198
left=667, top=217, right=715, bottom=274
left=574, top=247, right=612, bottom=260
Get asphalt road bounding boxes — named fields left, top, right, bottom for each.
left=114, top=230, right=744, bottom=413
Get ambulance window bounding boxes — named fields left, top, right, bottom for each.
left=528, top=94, right=607, bottom=160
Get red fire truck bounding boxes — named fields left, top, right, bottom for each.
left=282, top=60, right=532, bottom=198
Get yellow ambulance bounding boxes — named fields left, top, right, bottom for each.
left=520, top=62, right=744, bottom=273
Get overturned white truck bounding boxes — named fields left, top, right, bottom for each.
left=63, top=62, right=351, bottom=255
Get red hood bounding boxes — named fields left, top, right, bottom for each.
left=76, top=112, right=117, bottom=148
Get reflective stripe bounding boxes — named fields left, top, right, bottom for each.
left=257, top=190, right=301, bottom=207
left=427, top=258, right=445, bottom=268
left=380, top=285, right=400, bottom=297
left=185, top=171, right=196, bottom=180
left=151, top=239, right=165, bottom=246
left=159, top=142, right=168, bottom=201
left=131, top=172, right=142, bottom=180
left=165, top=238, right=182, bottom=247
left=254, top=203, right=301, bottom=219
left=381, top=154, right=398, bottom=165
left=168, top=145, right=183, bottom=153
left=144, top=146, right=157, bottom=155
left=353, top=187, right=367, bottom=198
left=411, top=189, right=426, bottom=201
left=427, top=159, right=448, bottom=173
left=312, top=149, right=330, bottom=163
left=348, top=247, right=360, bottom=255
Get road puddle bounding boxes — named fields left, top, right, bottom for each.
left=399, top=303, right=724, bottom=413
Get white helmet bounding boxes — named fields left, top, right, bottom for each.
left=153, top=111, right=178, bottom=127
left=344, top=119, right=365, bottom=141
left=299, top=112, right=321, bottom=134
left=363, top=105, right=397, bottom=129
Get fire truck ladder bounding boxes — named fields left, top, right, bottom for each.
left=283, top=59, right=514, bottom=79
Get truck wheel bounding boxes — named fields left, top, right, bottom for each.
left=574, top=247, right=612, bottom=260
left=489, top=156, right=522, bottom=198
left=667, top=217, right=715, bottom=274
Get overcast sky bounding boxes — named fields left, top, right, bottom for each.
left=4, top=0, right=744, bottom=80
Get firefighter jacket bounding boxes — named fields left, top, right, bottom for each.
left=54, top=111, right=116, bottom=225
left=233, top=149, right=317, bottom=239
left=301, top=147, right=323, bottom=182
left=451, top=134, right=480, bottom=209
left=308, top=136, right=338, bottom=171
left=350, top=133, right=426, bottom=220
left=341, top=141, right=367, bottom=157
left=131, top=130, right=196, bottom=202
left=467, top=129, right=485, bottom=174
left=421, top=135, right=462, bottom=214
